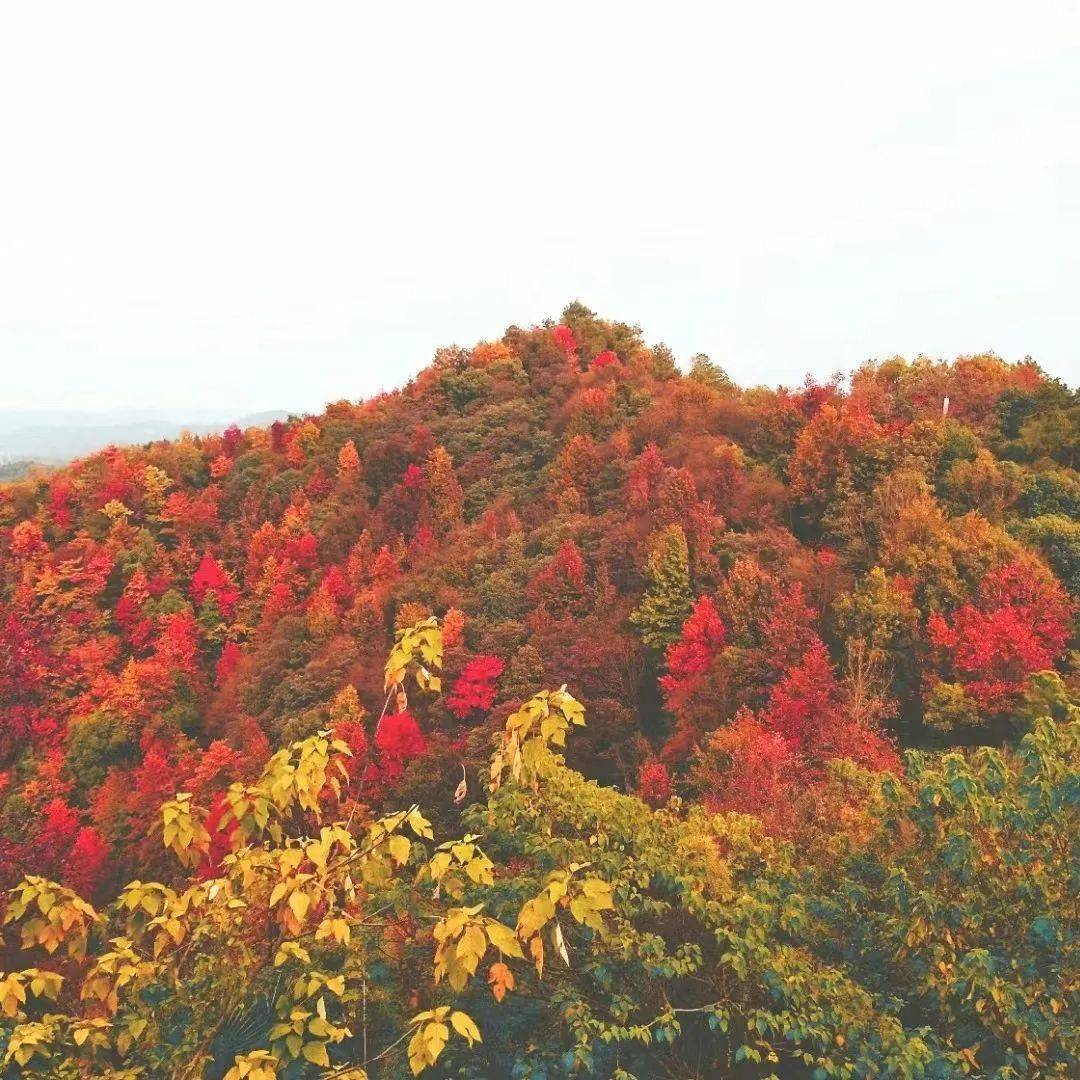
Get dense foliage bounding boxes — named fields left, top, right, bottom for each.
left=0, top=305, right=1076, bottom=1075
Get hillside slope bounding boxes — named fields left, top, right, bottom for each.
left=0, top=303, right=1076, bottom=899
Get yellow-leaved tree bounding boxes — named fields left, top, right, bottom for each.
left=0, top=619, right=609, bottom=1077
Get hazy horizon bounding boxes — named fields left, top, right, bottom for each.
left=0, top=405, right=292, bottom=466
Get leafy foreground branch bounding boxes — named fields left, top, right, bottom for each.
left=0, top=619, right=1076, bottom=1077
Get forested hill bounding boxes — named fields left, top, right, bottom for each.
left=0, top=304, right=1076, bottom=897
left=0, top=305, right=1078, bottom=1075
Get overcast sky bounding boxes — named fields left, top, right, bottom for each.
left=1, top=2, right=1078, bottom=413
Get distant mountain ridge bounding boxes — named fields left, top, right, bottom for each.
left=0, top=407, right=289, bottom=469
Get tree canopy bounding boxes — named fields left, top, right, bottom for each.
left=0, top=306, right=1077, bottom=1075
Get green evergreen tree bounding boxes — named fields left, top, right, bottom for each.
left=630, top=524, right=693, bottom=651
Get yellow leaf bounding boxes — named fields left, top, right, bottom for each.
left=308, top=1016, right=332, bottom=1038
left=517, top=894, right=555, bottom=939
left=407, top=1028, right=429, bottom=1075
left=581, top=878, right=611, bottom=900
left=388, top=834, right=411, bottom=866
left=302, top=1042, right=330, bottom=1066
left=424, top=1021, right=449, bottom=1055
left=288, top=890, right=310, bottom=924
left=486, top=921, right=524, bottom=958
left=451, top=1010, right=482, bottom=1046
left=459, top=924, right=488, bottom=963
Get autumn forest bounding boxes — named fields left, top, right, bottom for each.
left=0, top=305, right=1076, bottom=1077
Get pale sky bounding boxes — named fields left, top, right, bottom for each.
left=1, top=1, right=1078, bottom=413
